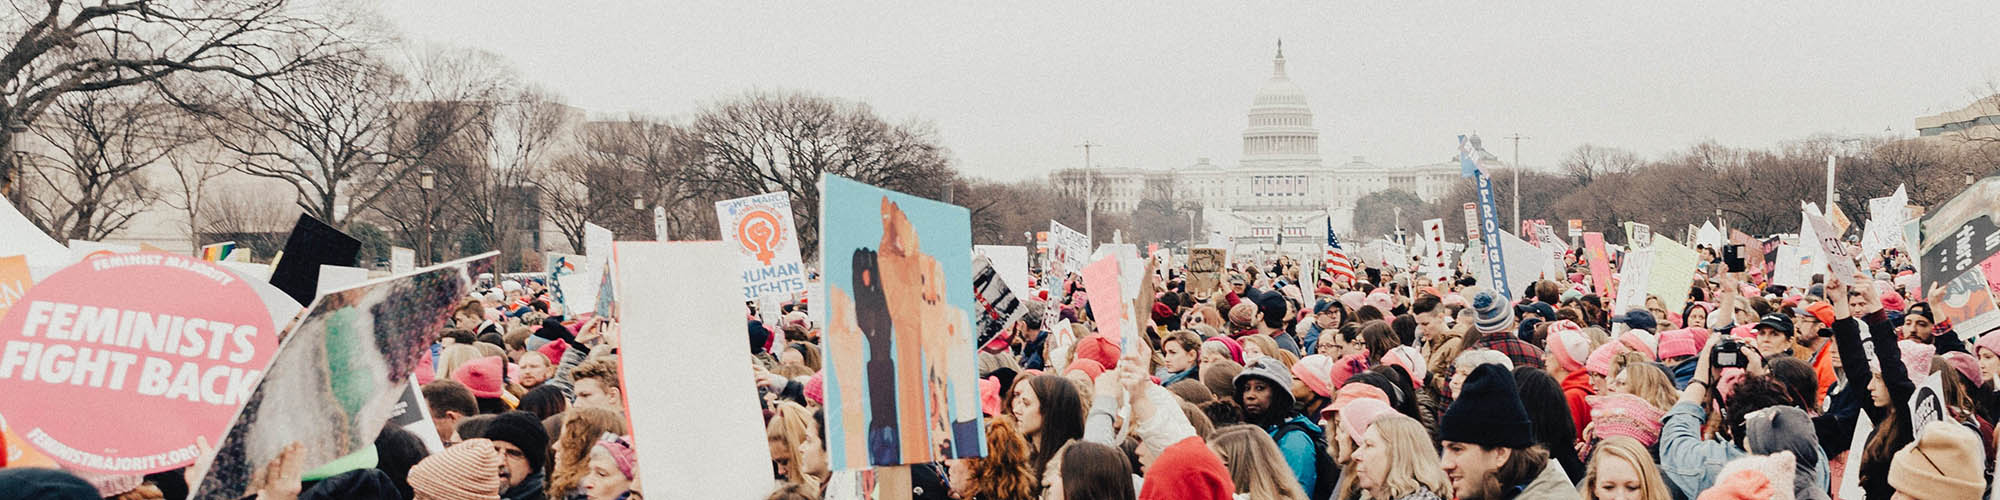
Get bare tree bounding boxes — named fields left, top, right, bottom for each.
left=192, top=52, right=405, bottom=228
left=19, top=89, right=186, bottom=240
left=362, top=45, right=513, bottom=264
left=458, top=87, right=573, bottom=270
left=538, top=116, right=700, bottom=251
left=2, top=0, right=350, bottom=200
left=680, top=90, right=955, bottom=258
left=1558, top=144, right=1642, bottom=188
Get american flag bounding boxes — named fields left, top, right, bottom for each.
left=1324, top=219, right=1355, bottom=284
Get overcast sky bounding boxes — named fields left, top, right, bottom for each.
left=380, top=2, right=2000, bottom=181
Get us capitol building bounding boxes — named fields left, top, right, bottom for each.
left=1051, top=42, right=1495, bottom=252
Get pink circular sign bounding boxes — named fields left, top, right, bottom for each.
left=0, top=252, right=277, bottom=474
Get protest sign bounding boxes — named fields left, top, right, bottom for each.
left=1613, top=249, right=1656, bottom=314
left=1929, top=262, right=2000, bottom=336
left=1584, top=232, right=1612, bottom=294
left=1770, top=245, right=1820, bottom=289
left=387, top=376, right=445, bottom=453
left=1461, top=203, right=1480, bottom=244
left=200, top=242, right=239, bottom=262
left=389, top=247, right=414, bottom=274
left=1423, top=219, right=1451, bottom=281
left=1908, top=371, right=1947, bottom=439
left=1627, top=222, right=1652, bottom=249
left=1047, top=221, right=1087, bottom=278
left=1647, top=237, right=1699, bottom=310
left=0, top=255, right=28, bottom=320
left=1082, top=255, right=1134, bottom=349
left=973, top=245, right=1030, bottom=293
left=1862, top=185, right=1910, bottom=259
left=1805, top=210, right=1859, bottom=279
left=616, top=241, right=773, bottom=499
left=1918, top=176, right=2000, bottom=328
left=819, top=174, right=984, bottom=469
left=193, top=252, right=494, bottom=498
left=1464, top=230, right=1544, bottom=299
left=0, top=199, right=69, bottom=272
left=1, top=411, right=56, bottom=467
left=314, top=265, right=370, bottom=298
left=0, top=252, right=280, bottom=475
left=1188, top=247, right=1227, bottom=293
left=716, top=192, right=808, bottom=301
left=266, top=214, right=361, bottom=306
left=972, top=255, right=1027, bottom=351
left=1696, top=222, right=1724, bottom=249
left=1473, top=169, right=1510, bottom=298
left=1568, top=219, right=1584, bottom=239
left=1840, top=411, right=1871, bottom=499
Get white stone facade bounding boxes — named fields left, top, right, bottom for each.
left=1052, top=42, right=1475, bottom=253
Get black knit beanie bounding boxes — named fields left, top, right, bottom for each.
left=1439, top=364, right=1535, bottom=448
left=481, top=411, right=550, bottom=473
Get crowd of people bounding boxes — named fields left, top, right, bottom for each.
left=3, top=240, right=1994, bottom=500
left=743, top=243, right=1995, bottom=500
left=1, top=280, right=642, bottom=500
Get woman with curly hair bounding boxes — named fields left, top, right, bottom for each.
left=948, top=416, right=1038, bottom=500
left=547, top=407, right=628, bottom=499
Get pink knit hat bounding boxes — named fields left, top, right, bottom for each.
left=1322, top=383, right=1391, bottom=422
left=1583, top=394, right=1665, bottom=455
left=1340, top=291, right=1367, bottom=311
left=1978, top=333, right=2000, bottom=359
left=1899, top=340, right=1935, bottom=376
left=980, top=376, right=1002, bottom=415
left=1065, top=358, right=1106, bottom=380
left=1547, top=325, right=1591, bottom=372
left=1074, top=334, right=1121, bottom=369
left=1204, top=336, right=1244, bottom=365
left=804, top=371, right=825, bottom=405
left=1617, top=330, right=1658, bottom=360
left=1658, top=328, right=1701, bottom=360
left=409, top=438, right=504, bottom=500
left=451, top=356, right=507, bottom=399
left=1292, top=354, right=1337, bottom=398
left=1585, top=343, right=1623, bottom=378
left=1336, top=398, right=1396, bottom=443
left=1381, top=346, right=1426, bottom=382
left=1940, top=351, right=1980, bottom=384
left=1364, top=293, right=1395, bottom=315
left=1329, top=352, right=1369, bottom=387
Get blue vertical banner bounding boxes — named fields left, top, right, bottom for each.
left=1462, top=135, right=1511, bottom=300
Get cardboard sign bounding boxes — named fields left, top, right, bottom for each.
left=0, top=252, right=279, bottom=474
left=1423, top=219, right=1451, bottom=281
left=1770, top=245, right=1820, bottom=289
left=1188, top=248, right=1227, bottom=294
left=266, top=215, right=361, bottom=306
left=972, top=256, right=1027, bottom=350
left=1805, top=210, right=1859, bottom=279
left=193, top=253, right=494, bottom=498
left=973, top=245, right=1031, bottom=294
left=617, top=242, right=773, bottom=499
left=1047, top=221, right=1087, bottom=279
left=1461, top=203, right=1480, bottom=244
left=389, top=247, right=415, bottom=274
left=716, top=192, right=808, bottom=300
left=1568, top=219, right=1584, bottom=239
left=1647, top=238, right=1699, bottom=311
left=315, top=265, right=370, bottom=298
left=200, top=242, right=239, bottom=262
left=819, top=174, right=984, bottom=469
left=1627, top=223, right=1653, bottom=250
left=1613, top=249, right=1656, bottom=314
left=1696, top=222, right=1724, bottom=250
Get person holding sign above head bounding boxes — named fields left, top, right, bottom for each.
left=1823, top=272, right=1912, bottom=500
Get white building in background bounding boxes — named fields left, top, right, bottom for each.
left=1052, top=42, right=1481, bottom=253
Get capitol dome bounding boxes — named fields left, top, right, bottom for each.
left=1243, top=40, right=1321, bottom=166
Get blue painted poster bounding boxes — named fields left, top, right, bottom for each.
left=818, top=174, right=985, bottom=470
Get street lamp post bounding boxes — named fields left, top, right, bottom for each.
left=418, top=168, right=435, bottom=265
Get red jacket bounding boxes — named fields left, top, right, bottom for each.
left=1560, top=367, right=1596, bottom=439
left=1140, top=437, right=1235, bottom=500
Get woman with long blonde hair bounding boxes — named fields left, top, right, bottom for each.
left=1610, top=352, right=1677, bottom=412
left=1208, top=424, right=1308, bottom=500
left=547, top=406, right=629, bottom=498
left=1580, top=437, right=1668, bottom=500
left=1343, top=414, right=1450, bottom=500
left=763, top=402, right=821, bottom=490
